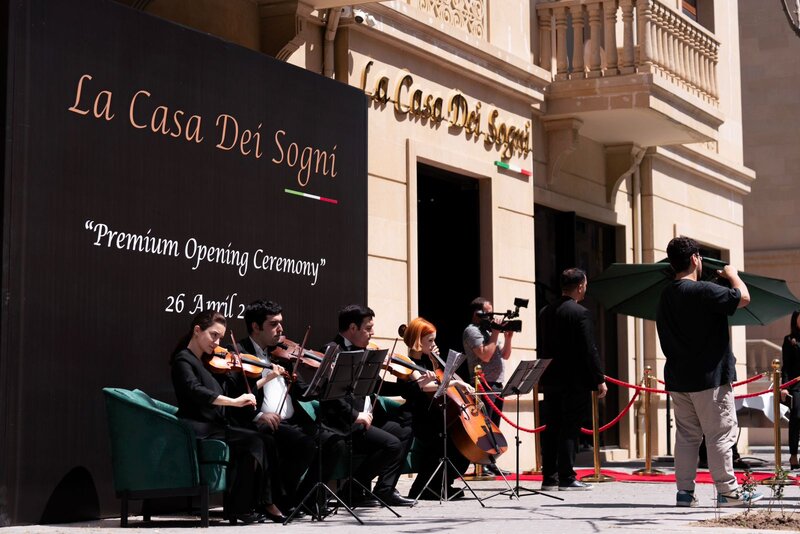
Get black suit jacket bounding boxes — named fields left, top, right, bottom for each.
left=537, top=296, right=605, bottom=392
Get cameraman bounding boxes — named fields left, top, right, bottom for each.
left=463, top=297, right=513, bottom=476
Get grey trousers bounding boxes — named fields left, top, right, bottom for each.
left=671, top=384, right=738, bottom=494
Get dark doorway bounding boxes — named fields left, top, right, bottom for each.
left=534, top=204, right=619, bottom=446
left=416, top=164, right=481, bottom=359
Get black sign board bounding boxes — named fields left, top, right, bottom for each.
left=1, top=0, right=367, bottom=524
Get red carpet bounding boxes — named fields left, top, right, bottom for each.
left=500, top=469, right=799, bottom=484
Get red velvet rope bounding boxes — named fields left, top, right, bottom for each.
left=734, top=375, right=800, bottom=400
left=605, top=375, right=668, bottom=394
left=473, top=370, right=800, bottom=433
left=579, top=388, right=640, bottom=435
left=476, top=374, right=640, bottom=435
left=475, top=377, right=546, bottom=433
left=656, top=373, right=766, bottom=388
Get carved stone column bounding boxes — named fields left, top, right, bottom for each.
left=635, top=0, right=653, bottom=72
left=570, top=4, right=586, bottom=79
left=539, top=8, right=553, bottom=73
left=603, top=0, right=620, bottom=76
left=587, top=2, right=603, bottom=77
left=554, top=6, right=570, bottom=80
left=620, top=0, right=636, bottom=73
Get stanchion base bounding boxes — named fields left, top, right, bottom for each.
left=580, top=473, right=615, bottom=483
left=632, top=468, right=665, bottom=476
left=759, top=478, right=794, bottom=486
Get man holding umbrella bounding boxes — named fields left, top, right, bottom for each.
left=656, top=236, right=762, bottom=507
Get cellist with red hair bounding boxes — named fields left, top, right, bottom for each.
left=401, top=317, right=473, bottom=500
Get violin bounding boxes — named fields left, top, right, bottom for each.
left=205, top=346, right=272, bottom=378
left=270, top=337, right=324, bottom=368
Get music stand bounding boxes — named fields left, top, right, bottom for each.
left=483, top=359, right=563, bottom=501
left=285, top=345, right=364, bottom=525
left=332, top=349, right=401, bottom=519
left=411, top=350, right=485, bottom=507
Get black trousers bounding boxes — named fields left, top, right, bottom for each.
left=185, top=420, right=274, bottom=513
left=790, top=416, right=800, bottom=456
left=256, top=419, right=316, bottom=508
left=409, top=436, right=469, bottom=498
left=349, top=420, right=411, bottom=496
left=540, top=388, right=590, bottom=484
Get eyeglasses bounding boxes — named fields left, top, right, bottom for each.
left=694, top=252, right=703, bottom=261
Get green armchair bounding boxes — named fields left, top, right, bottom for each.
left=102, top=388, right=229, bottom=527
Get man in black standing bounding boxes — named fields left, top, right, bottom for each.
left=537, top=268, right=606, bottom=491
left=656, top=236, right=762, bottom=507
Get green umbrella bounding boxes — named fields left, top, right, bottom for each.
left=587, top=257, right=800, bottom=326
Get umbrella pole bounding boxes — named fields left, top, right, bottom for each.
left=580, top=391, right=614, bottom=483
left=763, top=359, right=791, bottom=485
left=634, top=367, right=664, bottom=476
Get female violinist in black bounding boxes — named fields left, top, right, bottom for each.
left=170, top=310, right=286, bottom=524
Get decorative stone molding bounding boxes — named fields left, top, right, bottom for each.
left=537, top=0, right=719, bottom=104
left=416, top=0, right=486, bottom=38
left=543, top=118, right=582, bottom=185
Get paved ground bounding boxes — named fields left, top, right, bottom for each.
left=5, top=449, right=799, bottom=533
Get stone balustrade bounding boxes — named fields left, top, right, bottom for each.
left=536, top=0, right=719, bottom=104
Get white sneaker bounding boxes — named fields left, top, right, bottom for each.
left=717, top=489, right=764, bottom=507
left=559, top=480, right=592, bottom=491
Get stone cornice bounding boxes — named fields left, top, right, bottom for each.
left=345, top=2, right=549, bottom=107
left=651, top=145, right=755, bottom=196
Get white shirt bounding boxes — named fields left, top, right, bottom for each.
left=249, top=337, right=294, bottom=420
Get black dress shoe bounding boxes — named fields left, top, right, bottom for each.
left=484, top=464, right=511, bottom=476
left=228, top=512, right=261, bottom=525
left=375, top=489, right=414, bottom=507
left=286, top=506, right=307, bottom=518
left=352, top=496, right=380, bottom=508
left=263, top=511, right=288, bottom=523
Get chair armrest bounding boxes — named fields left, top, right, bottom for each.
left=103, top=389, right=201, bottom=492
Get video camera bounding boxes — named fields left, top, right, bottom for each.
left=476, top=297, right=529, bottom=333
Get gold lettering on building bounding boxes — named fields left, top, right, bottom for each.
left=360, top=61, right=530, bottom=159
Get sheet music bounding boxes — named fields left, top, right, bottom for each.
left=433, top=349, right=465, bottom=399
left=303, top=344, right=339, bottom=398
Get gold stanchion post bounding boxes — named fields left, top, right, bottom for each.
left=462, top=365, right=495, bottom=481
left=580, top=390, right=614, bottom=483
left=634, top=366, right=664, bottom=476
left=763, top=359, right=791, bottom=486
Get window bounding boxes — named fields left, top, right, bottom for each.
left=682, top=0, right=698, bottom=21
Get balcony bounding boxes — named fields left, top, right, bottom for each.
left=536, top=0, right=723, bottom=147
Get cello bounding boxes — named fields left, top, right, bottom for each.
left=397, top=324, right=507, bottom=464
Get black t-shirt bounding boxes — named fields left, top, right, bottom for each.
left=656, top=279, right=740, bottom=392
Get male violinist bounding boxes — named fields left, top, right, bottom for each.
left=227, top=300, right=332, bottom=516
left=319, top=304, right=415, bottom=507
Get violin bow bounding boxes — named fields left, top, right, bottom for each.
left=229, top=331, right=261, bottom=416
left=276, top=326, right=310, bottom=416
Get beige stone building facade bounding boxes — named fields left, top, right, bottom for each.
left=122, top=0, right=757, bottom=468
left=739, top=0, right=800, bottom=446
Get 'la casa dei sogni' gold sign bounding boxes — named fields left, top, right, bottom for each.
left=360, top=61, right=531, bottom=160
